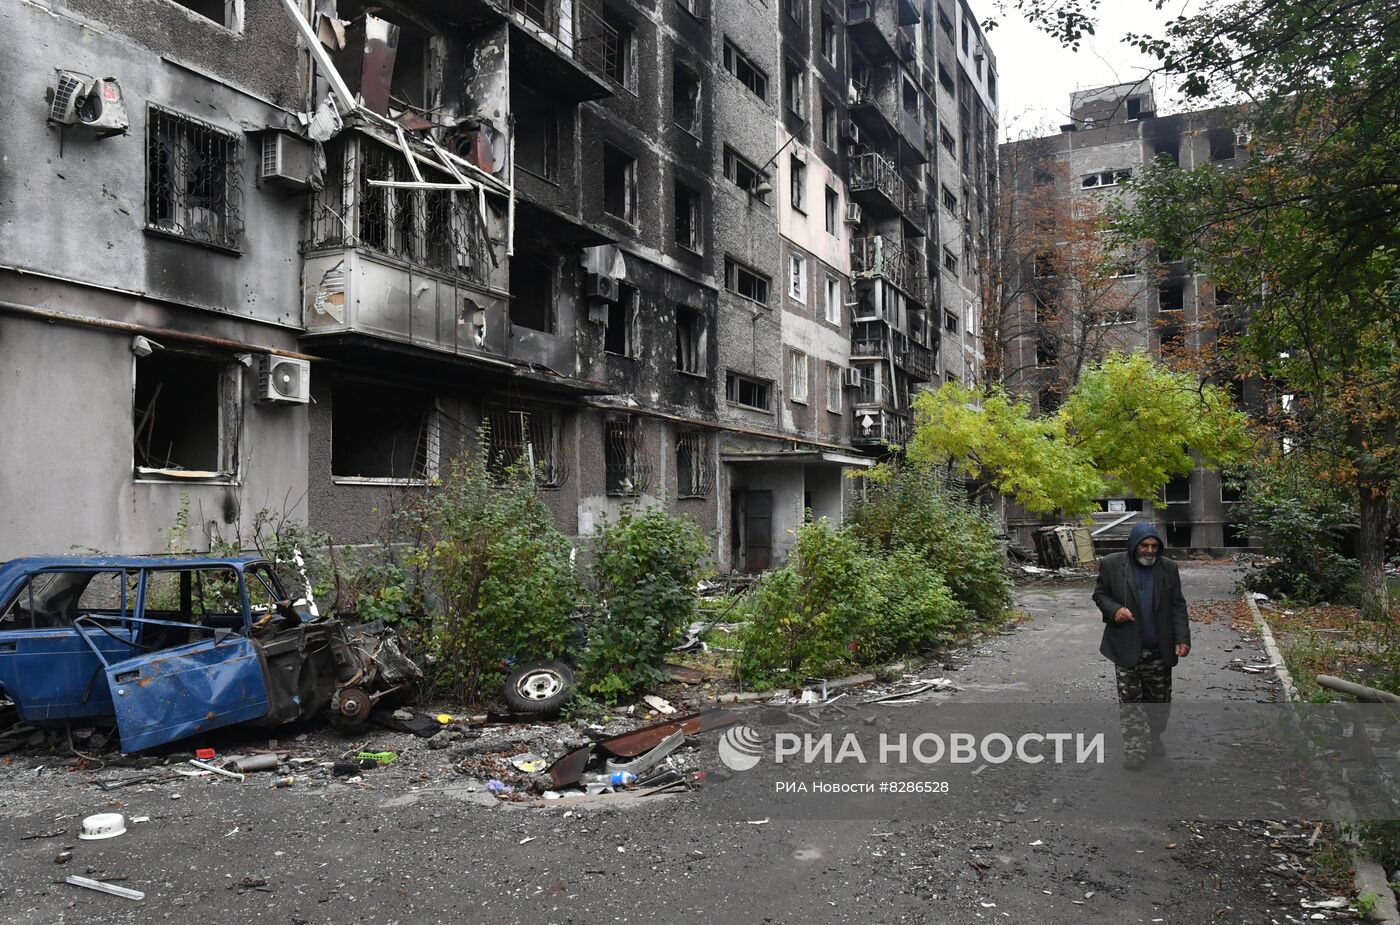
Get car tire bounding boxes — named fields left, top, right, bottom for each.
left=502, top=660, right=575, bottom=715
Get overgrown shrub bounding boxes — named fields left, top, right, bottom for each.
left=581, top=503, right=710, bottom=701
left=738, top=519, right=881, bottom=680
left=862, top=547, right=967, bottom=663
left=849, top=464, right=1012, bottom=619
left=1235, top=460, right=1359, bottom=604
left=406, top=453, right=582, bottom=702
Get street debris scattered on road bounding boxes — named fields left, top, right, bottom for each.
left=65, top=875, right=145, bottom=901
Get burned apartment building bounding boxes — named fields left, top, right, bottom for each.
left=998, top=81, right=1256, bottom=552
left=0, top=0, right=995, bottom=571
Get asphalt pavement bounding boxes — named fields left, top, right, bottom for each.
left=3, top=561, right=1327, bottom=925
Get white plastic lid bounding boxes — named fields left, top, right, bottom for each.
left=78, top=812, right=127, bottom=840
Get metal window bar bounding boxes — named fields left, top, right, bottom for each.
left=484, top=403, right=569, bottom=488
left=676, top=431, right=713, bottom=498
left=304, top=137, right=490, bottom=285
left=146, top=106, right=244, bottom=250
left=605, top=416, right=652, bottom=496
left=850, top=235, right=927, bottom=304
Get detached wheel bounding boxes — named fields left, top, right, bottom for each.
left=330, top=686, right=372, bottom=730
left=503, top=661, right=575, bottom=715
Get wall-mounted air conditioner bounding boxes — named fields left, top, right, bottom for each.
left=844, top=202, right=863, bottom=224
left=260, top=132, right=315, bottom=190
left=843, top=367, right=865, bottom=388
left=48, top=71, right=128, bottom=137
left=838, top=119, right=860, bottom=145
left=257, top=355, right=311, bottom=404
left=584, top=272, right=619, bottom=303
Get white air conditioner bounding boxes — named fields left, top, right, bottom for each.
left=843, top=367, right=865, bottom=388
left=1235, top=129, right=1253, bottom=148
left=838, top=119, right=860, bottom=145
left=48, top=71, right=128, bottom=137
left=844, top=202, right=863, bottom=225
left=257, top=355, right=311, bottom=404
left=260, top=132, right=315, bottom=190
left=584, top=272, right=619, bottom=303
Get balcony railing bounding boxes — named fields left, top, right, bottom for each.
left=852, top=319, right=935, bottom=381
left=852, top=407, right=910, bottom=447
left=303, top=134, right=495, bottom=286
left=851, top=234, right=927, bottom=305
left=510, top=0, right=618, bottom=82
left=848, top=151, right=906, bottom=218
left=897, top=334, right=934, bottom=380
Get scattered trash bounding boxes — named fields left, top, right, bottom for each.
left=65, top=875, right=145, bottom=901
left=510, top=752, right=548, bottom=774
left=642, top=695, right=676, bottom=715
left=519, top=836, right=536, bottom=845
left=78, top=813, right=127, bottom=841
left=746, top=818, right=770, bottom=825
left=1300, top=898, right=1350, bottom=910
left=356, top=750, right=398, bottom=766
left=590, top=771, right=637, bottom=788
left=232, top=754, right=280, bottom=773
left=604, top=730, right=685, bottom=777
left=392, top=709, right=414, bottom=721
left=130, top=816, right=150, bottom=824
left=54, top=850, right=73, bottom=864
left=190, top=759, right=244, bottom=782
left=195, top=748, right=217, bottom=761
left=486, top=779, right=514, bottom=795
left=436, top=713, right=454, bottom=725
left=271, top=776, right=295, bottom=789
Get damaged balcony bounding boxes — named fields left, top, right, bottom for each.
left=848, top=80, right=899, bottom=147
left=851, top=406, right=910, bottom=447
left=851, top=234, right=927, bottom=306
left=301, top=131, right=511, bottom=367
left=851, top=319, right=935, bottom=382
left=848, top=151, right=907, bottom=220
left=847, top=0, right=899, bottom=61
left=509, top=0, right=617, bottom=101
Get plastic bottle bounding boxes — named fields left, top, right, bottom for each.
left=590, top=771, right=637, bottom=788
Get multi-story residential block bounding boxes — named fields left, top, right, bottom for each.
left=0, top=0, right=995, bottom=570
left=999, top=81, right=1257, bottom=551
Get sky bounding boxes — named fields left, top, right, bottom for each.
left=968, top=1, right=1197, bottom=140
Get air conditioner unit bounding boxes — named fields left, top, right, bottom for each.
left=843, top=367, right=865, bottom=388
left=844, top=202, right=863, bottom=225
left=1235, top=129, right=1253, bottom=148
left=48, top=71, right=128, bottom=137
left=257, top=355, right=311, bottom=404
left=260, top=131, right=315, bottom=190
left=838, top=119, right=860, bottom=145
left=584, top=272, right=619, bottom=303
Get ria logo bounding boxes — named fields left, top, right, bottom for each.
left=717, top=725, right=765, bottom=772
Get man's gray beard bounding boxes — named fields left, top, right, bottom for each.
left=1136, top=554, right=1158, bottom=567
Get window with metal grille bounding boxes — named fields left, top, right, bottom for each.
left=605, top=416, right=648, bottom=495
left=486, top=404, right=565, bottom=487
left=146, top=106, right=243, bottom=251
left=676, top=430, right=712, bottom=498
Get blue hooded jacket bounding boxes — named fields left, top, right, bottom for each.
left=1126, top=522, right=1164, bottom=649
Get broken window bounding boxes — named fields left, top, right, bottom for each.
left=511, top=254, right=555, bottom=333
left=146, top=106, right=243, bottom=251
left=725, top=257, right=770, bottom=305
left=902, top=75, right=919, bottom=115
left=725, top=371, right=771, bottom=411
left=938, top=64, right=955, bottom=97
left=486, top=403, right=564, bottom=486
left=1126, top=96, right=1142, bottom=120
left=676, top=430, right=712, bottom=498
left=676, top=305, right=707, bottom=375
left=1035, top=333, right=1058, bottom=368
left=673, top=64, right=701, bottom=135
left=784, top=58, right=804, bottom=117
left=601, top=8, right=635, bottom=90
left=675, top=180, right=702, bottom=253
left=1163, top=474, right=1191, bottom=504
left=1153, top=141, right=1180, bottom=166
left=723, top=39, right=768, bottom=101
left=826, top=362, right=842, bottom=412
left=1096, top=305, right=1137, bottom=324
left=821, top=97, right=837, bottom=148
left=605, top=285, right=640, bottom=357
left=824, top=187, right=839, bottom=235
left=141, top=567, right=244, bottom=629
left=1038, top=385, right=1062, bottom=413
left=1, top=570, right=137, bottom=630
left=330, top=378, right=437, bottom=482
left=723, top=146, right=768, bottom=203
left=133, top=351, right=239, bottom=479
left=1209, top=129, right=1236, bottom=161
left=788, top=252, right=807, bottom=303
left=789, top=349, right=809, bottom=403
left=603, top=144, right=636, bottom=224
left=515, top=88, right=559, bottom=182
left=605, top=416, right=646, bottom=495
left=789, top=154, right=806, bottom=212
left=820, top=11, right=837, bottom=64
left=854, top=363, right=876, bottom=403
left=1159, top=284, right=1185, bottom=317
left=825, top=275, right=842, bottom=324
left=1033, top=252, right=1056, bottom=278
left=171, top=0, right=234, bottom=26
left=945, top=309, right=959, bottom=334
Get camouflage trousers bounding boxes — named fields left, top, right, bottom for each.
left=1116, top=652, right=1173, bottom=761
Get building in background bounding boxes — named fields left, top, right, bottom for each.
left=998, top=81, right=1257, bottom=551
left=0, top=0, right=996, bottom=569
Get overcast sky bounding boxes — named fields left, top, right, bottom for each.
left=969, top=0, right=1197, bottom=140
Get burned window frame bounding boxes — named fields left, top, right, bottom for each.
left=674, top=179, right=703, bottom=253
left=602, top=143, right=637, bottom=225
left=725, top=371, right=772, bottom=411
left=723, top=146, right=769, bottom=204
left=673, top=62, right=702, bottom=136
left=605, top=284, right=641, bottom=358
left=145, top=104, right=244, bottom=252
left=675, top=430, right=713, bottom=499
left=132, top=349, right=243, bottom=482
left=604, top=415, right=649, bottom=496
left=329, top=377, right=440, bottom=485
left=514, top=88, right=560, bottom=183
left=723, top=38, right=768, bottom=101
left=675, top=304, right=708, bottom=376
left=485, top=403, right=566, bottom=488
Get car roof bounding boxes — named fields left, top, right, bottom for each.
left=0, top=555, right=271, bottom=606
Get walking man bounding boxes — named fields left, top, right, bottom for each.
left=1092, top=522, right=1191, bottom=769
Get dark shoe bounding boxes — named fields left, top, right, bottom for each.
left=1150, top=737, right=1166, bottom=758
left=1123, top=754, right=1146, bottom=771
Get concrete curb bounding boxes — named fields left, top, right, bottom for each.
left=1245, top=595, right=1400, bottom=923
left=1242, top=593, right=1299, bottom=703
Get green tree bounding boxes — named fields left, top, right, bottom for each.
left=908, top=352, right=1254, bottom=516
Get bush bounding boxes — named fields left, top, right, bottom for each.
left=1235, top=459, right=1359, bottom=603
left=581, top=503, right=711, bottom=701
left=849, top=465, right=1012, bottom=619
left=407, top=453, right=582, bottom=702
left=862, top=547, right=968, bottom=663
left=738, top=519, right=880, bottom=681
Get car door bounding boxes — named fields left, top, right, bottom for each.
left=102, top=567, right=271, bottom=752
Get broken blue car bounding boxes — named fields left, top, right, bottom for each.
left=0, top=555, right=420, bottom=752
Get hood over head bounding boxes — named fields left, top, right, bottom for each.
left=1126, top=521, right=1164, bottom=557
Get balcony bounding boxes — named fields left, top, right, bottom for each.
left=301, top=133, right=510, bottom=362
left=509, top=0, right=616, bottom=102
left=847, top=0, right=898, bottom=61
left=848, top=151, right=906, bottom=220
left=849, top=81, right=899, bottom=145
left=901, top=183, right=926, bottom=237
left=851, top=319, right=935, bottom=381
left=852, top=406, right=910, bottom=447
left=851, top=234, right=927, bottom=305
left=896, top=333, right=934, bottom=380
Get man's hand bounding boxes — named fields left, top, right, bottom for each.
left=1175, top=643, right=1190, bottom=657
left=1114, top=607, right=1134, bottom=623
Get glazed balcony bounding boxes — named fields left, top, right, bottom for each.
left=852, top=406, right=910, bottom=447
left=851, top=319, right=935, bottom=381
